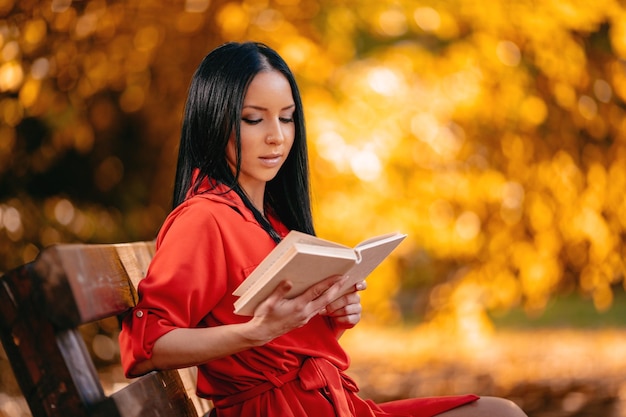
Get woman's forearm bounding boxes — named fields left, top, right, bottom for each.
left=145, top=322, right=266, bottom=372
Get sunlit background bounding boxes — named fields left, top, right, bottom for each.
left=2, top=0, right=626, bottom=416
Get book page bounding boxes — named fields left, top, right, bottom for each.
left=339, top=233, right=407, bottom=292
left=355, top=232, right=406, bottom=252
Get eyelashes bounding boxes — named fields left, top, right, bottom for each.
left=241, top=117, right=294, bottom=125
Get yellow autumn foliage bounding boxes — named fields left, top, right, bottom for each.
left=1, top=0, right=626, bottom=335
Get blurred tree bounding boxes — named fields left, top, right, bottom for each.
left=303, top=0, right=626, bottom=331
left=0, top=0, right=230, bottom=267
left=1, top=0, right=626, bottom=334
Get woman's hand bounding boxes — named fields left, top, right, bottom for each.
left=321, top=280, right=366, bottom=330
left=244, top=275, right=345, bottom=344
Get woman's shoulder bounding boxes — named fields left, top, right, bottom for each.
left=164, top=192, right=240, bottom=226
left=181, top=191, right=239, bottom=209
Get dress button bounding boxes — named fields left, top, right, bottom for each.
left=136, top=310, right=144, bottom=318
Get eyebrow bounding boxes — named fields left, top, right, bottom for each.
left=242, top=104, right=296, bottom=111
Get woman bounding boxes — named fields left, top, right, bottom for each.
left=119, top=41, right=527, bottom=417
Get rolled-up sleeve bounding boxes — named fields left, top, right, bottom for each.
left=119, top=199, right=228, bottom=377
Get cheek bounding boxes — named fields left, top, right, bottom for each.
left=285, top=127, right=296, bottom=153
left=225, top=138, right=237, bottom=166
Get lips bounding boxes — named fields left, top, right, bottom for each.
left=259, top=154, right=282, bottom=166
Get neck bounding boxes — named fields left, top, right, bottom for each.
left=234, top=185, right=281, bottom=242
left=237, top=183, right=265, bottom=216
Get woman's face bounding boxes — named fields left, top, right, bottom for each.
left=226, top=70, right=296, bottom=198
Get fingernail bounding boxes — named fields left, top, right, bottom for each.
left=319, top=307, right=327, bottom=315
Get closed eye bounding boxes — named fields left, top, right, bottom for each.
left=279, top=117, right=294, bottom=123
left=242, top=118, right=262, bottom=125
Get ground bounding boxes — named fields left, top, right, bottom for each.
left=342, top=326, right=626, bottom=417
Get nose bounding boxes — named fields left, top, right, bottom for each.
left=265, top=119, right=285, bottom=144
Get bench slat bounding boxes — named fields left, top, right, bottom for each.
left=56, top=328, right=105, bottom=406
left=114, top=241, right=155, bottom=291
left=111, top=370, right=198, bottom=417
left=33, top=244, right=138, bottom=327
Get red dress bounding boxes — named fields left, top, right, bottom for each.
left=119, top=181, right=478, bottom=416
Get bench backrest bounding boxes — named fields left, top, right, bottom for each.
left=0, top=241, right=211, bottom=417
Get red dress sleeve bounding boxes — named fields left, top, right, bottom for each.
left=119, top=199, right=228, bottom=376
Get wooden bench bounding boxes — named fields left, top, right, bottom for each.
left=0, top=241, right=213, bottom=417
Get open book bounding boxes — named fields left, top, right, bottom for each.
left=232, top=230, right=407, bottom=316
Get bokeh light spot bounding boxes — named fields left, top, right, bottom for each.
left=411, top=113, right=439, bottom=144
left=413, top=6, right=441, bottom=32
left=0, top=61, right=24, bottom=92
left=51, top=0, right=72, bottom=13
left=350, top=148, right=382, bottom=182
left=255, top=9, right=284, bottom=32
left=367, top=67, right=401, bottom=96
left=19, top=79, right=40, bottom=108
left=1, top=40, right=19, bottom=61
left=75, top=13, right=98, bottom=39
left=185, top=0, right=210, bottom=13
left=455, top=211, right=481, bottom=240
left=593, top=79, right=612, bottom=103
left=502, top=181, right=525, bottom=210
left=93, top=334, right=117, bottom=361
left=133, top=26, right=161, bottom=52
left=22, top=243, right=39, bottom=263
left=217, top=3, right=249, bottom=39
left=316, top=130, right=347, bottom=167
left=378, top=8, right=408, bottom=37
left=30, top=57, right=50, bottom=79
left=23, top=18, right=47, bottom=49
left=54, top=199, right=75, bottom=226
left=496, top=40, right=521, bottom=67
left=578, top=95, right=597, bottom=120
left=1, top=98, right=24, bottom=127
left=3, top=206, right=21, bottom=233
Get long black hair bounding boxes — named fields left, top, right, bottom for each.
left=172, top=42, right=315, bottom=240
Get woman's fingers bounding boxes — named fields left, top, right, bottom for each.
left=323, top=292, right=361, bottom=316
left=254, top=280, right=292, bottom=314
left=322, top=280, right=366, bottom=315
left=297, top=275, right=343, bottom=311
